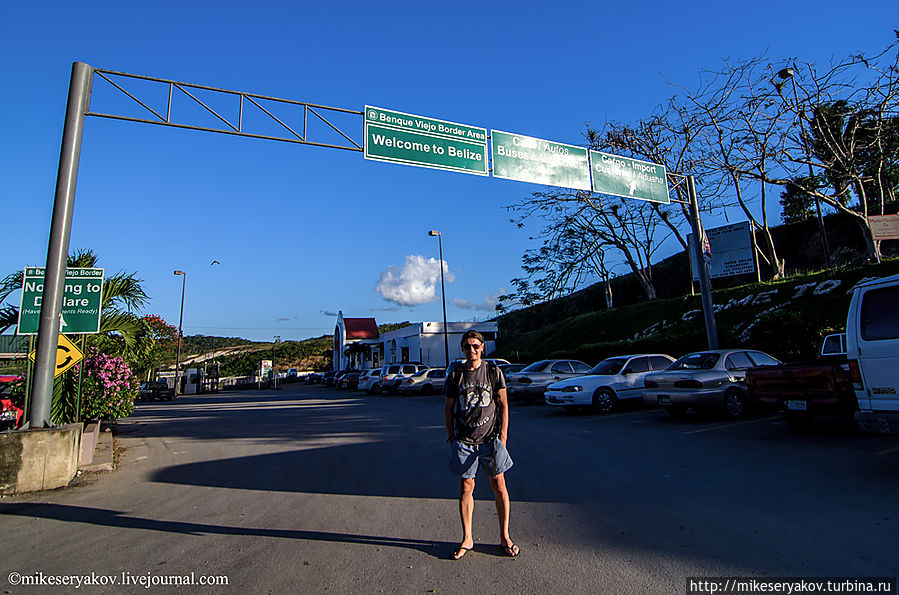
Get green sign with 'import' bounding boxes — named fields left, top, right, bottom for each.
left=590, top=150, right=669, bottom=204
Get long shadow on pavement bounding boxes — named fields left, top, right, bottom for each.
left=0, top=502, right=451, bottom=558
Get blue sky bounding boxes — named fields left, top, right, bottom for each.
left=2, top=1, right=896, bottom=342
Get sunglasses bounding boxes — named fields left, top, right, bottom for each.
left=462, top=343, right=482, bottom=351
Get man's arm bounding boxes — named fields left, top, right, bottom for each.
left=444, top=397, right=455, bottom=442
left=496, top=387, right=509, bottom=446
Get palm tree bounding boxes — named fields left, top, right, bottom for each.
left=0, top=250, right=151, bottom=423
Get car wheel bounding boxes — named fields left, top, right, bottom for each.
left=421, top=383, right=433, bottom=395
left=723, top=389, right=747, bottom=419
left=592, top=387, right=617, bottom=414
left=371, top=382, right=381, bottom=395
left=665, top=405, right=688, bottom=418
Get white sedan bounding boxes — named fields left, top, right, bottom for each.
left=545, top=354, right=675, bottom=413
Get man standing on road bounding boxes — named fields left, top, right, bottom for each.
left=444, top=330, right=519, bottom=560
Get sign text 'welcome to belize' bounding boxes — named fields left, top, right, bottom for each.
left=364, top=106, right=488, bottom=175
left=364, top=105, right=670, bottom=203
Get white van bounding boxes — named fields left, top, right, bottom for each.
left=846, top=273, right=899, bottom=433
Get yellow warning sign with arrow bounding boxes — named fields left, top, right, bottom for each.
left=28, top=334, right=84, bottom=378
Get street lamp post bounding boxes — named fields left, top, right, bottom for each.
left=428, top=230, right=449, bottom=368
left=777, top=67, right=832, bottom=269
left=173, top=270, right=186, bottom=396
left=273, top=336, right=280, bottom=389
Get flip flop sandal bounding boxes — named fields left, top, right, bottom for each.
left=503, top=543, right=520, bottom=557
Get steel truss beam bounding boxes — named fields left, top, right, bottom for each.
left=88, top=68, right=364, bottom=152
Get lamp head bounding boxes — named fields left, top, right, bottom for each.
left=174, top=270, right=185, bottom=276
left=428, top=230, right=439, bottom=237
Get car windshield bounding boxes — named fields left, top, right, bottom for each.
left=589, top=358, right=628, bottom=375
left=520, top=360, right=552, bottom=373
left=412, top=369, right=429, bottom=378
left=669, top=352, right=720, bottom=370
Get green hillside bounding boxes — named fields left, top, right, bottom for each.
left=494, top=258, right=899, bottom=365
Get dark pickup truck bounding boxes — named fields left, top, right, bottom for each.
left=746, top=334, right=856, bottom=430
left=139, top=381, right=175, bottom=401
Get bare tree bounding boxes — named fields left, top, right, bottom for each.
left=763, top=37, right=899, bottom=261
left=677, top=56, right=791, bottom=277
left=506, top=185, right=672, bottom=303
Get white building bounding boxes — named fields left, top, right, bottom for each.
left=333, top=311, right=498, bottom=371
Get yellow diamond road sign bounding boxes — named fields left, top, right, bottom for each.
left=28, top=334, right=84, bottom=378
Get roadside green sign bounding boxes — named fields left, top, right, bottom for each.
left=18, top=267, right=104, bottom=335
left=364, top=106, right=489, bottom=176
left=491, top=130, right=591, bottom=190
left=589, top=150, right=669, bottom=204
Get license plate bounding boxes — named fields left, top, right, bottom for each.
left=659, top=395, right=671, bottom=405
left=785, top=400, right=807, bottom=411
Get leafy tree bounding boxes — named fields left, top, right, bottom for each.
left=780, top=175, right=823, bottom=224
left=129, top=314, right=179, bottom=380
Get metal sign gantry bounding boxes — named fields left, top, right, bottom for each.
left=28, top=62, right=717, bottom=428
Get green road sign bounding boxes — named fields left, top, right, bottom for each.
left=364, top=106, right=488, bottom=176
left=589, top=150, right=669, bottom=204
left=491, top=130, right=591, bottom=190
left=18, top=267, right=104, bottom=335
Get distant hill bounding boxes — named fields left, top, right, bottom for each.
left=181, top=335, right=257, bottom=355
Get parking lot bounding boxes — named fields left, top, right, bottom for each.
left=3, top=383, right=897, bottom=593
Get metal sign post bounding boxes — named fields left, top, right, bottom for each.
left=686, top=175, right=718, bottom=349
left=30, top=62, right=92, bottom=428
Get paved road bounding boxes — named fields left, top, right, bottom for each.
left=2, top=383, right=898, bottom=593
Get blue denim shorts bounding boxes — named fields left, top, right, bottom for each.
left=449, top=437, right=513, bottom=479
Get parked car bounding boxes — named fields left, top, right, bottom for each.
left=498, top=363, right=526, bottom=376
left=545, top=354, right=675, bottom=412
left=642, top=349, right=781, bottom=419
left=338, top=370, right=362, bottom=390
left=398, top=367, right=447, bottom=395
left=380, top=363, right=428, bottom=394
left=139, top=380, right=175, bottom=401
left=746, top=333, right=856, bottom=430
left=505, top=359, right=592, bottom=403
left=322, top=371, right=339, bottom=387
left=847, top=273, right=899, bottom=434
left=0, top=398, right=23, bottom=431
left=305, top=372, right=324, bottom=384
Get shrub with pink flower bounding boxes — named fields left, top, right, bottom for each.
left=77, top=348, right=139, bottom=420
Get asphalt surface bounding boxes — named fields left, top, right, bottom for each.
left=1, top=383, right=898, bottom=594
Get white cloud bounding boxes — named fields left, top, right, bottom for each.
left=453, top=289, right=505, bottom=312
left=376, top=255, right=454, bottom=307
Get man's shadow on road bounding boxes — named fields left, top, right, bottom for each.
left=0, top=502, right=457, bottom=559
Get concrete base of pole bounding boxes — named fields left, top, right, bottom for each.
left=0, top=424, right=83, bottom=494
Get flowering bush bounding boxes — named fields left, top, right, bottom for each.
left=78, top=348, right=139, bottom=420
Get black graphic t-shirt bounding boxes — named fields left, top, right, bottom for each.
left=445, top=362, right=506, bottom=445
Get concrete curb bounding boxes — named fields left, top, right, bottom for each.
left=78, top=426, right=114, bottom=473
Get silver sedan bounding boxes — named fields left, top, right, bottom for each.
left=642, top=349, right=780, bottom=419
left=506, top=359, right=592, bottom=403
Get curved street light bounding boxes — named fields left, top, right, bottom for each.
left=428, top=230, right=449, bottom=368
left=775, top=67, right=832, bottom=269
left=173, top=270, right=186, bottom=396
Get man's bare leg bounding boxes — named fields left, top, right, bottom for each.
left=488, top=473, right=518, bottom=555
left=455, top=478, right=476, bottom=559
